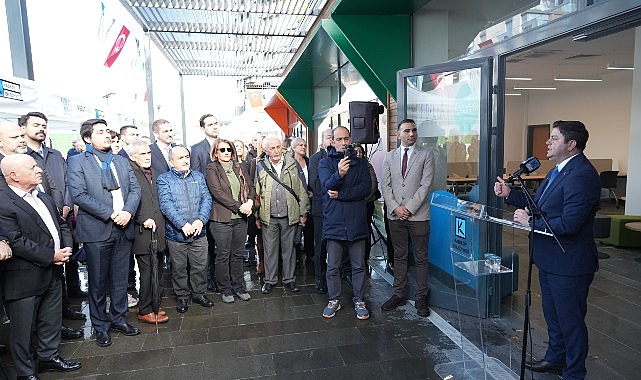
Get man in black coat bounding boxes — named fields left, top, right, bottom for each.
left=128, top=140, right=168, bottom=324
left=0, top=154, right=81, bottom=378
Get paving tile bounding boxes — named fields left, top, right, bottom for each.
left=120, top=362, right=204, bottom=380
left=96, top=347, right=173, bottom=372
left=141, top=328, right=209, bottom=350
left=238, top=327, right=364, bottom=357
left=170, top=340, right=238, bottom=365
left=71, top=334, right=147, bottom=358
left=201, top=352, right=277, bottom=379
left=180, top=311, right=237, bottom=330
left=272, top=347, right=344, bottom=374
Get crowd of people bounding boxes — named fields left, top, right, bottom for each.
left=0, top=111, right=601, bottom=380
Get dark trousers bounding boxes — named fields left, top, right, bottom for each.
left=326, top=239, right=366, bottom=303
left=135, top=252, right=163, bottom=315
left=389, top=219, right=430, bottom=300
left=312, top=215, right=327, bottom=286
left=206, top=223, right=217, bottom=280
left=211, top=219, right=248, bottom=294
left=539, top=270, right=593, bottom=380
left=168, top=237, right=208, bottom=299
left=5, top=276, right=62, bottom=377
left=84, top=226, right=131, bottom=333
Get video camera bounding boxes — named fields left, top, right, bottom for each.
left=344, top=144, right=357, bottom=159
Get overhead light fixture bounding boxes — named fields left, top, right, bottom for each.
left=606, top=64, right=634, bottom=70
left=554, top=76, right=602, bottom=82
left=514, top=86, right=557, bottom=90
left=505, top=93, right=522, bottom=96
left=505, top=77, right=532, bottom=81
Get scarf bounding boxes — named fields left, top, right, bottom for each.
left=86, top=144, right=119, bottom=191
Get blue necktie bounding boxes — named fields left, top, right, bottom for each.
left=540, top=166, right=559, bottom=198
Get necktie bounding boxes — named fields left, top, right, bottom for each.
left=401, top=147, right=409, bottom=177
left=540, top=166, right=559, bottom=198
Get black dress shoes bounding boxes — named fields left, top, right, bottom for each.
left=62, top=305, right=86, bottom=320
left=38, top=355, right=82, bottom=372
left=176, top=298, right=188, bottom=313
left=110, top=322, right=140, bottom=336
left=0, top=343, right=7, bottom=353
left=192, top=294, right=214, bottom=307
left=285, top=282, right=300, bottom=292
left=17, top=375, right=39, bottom=380
left=381, top=295, right=407, bottom=311
left=61, top=325, right=82, bottom=340
left=95, top=331, right=112, bottom=347
left=525, top=359, right=565, bottom=374
left=261, top=282, right=273, bottom=294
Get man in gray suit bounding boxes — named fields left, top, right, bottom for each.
left=381, top=119, right=435, bottom=317
left=67, top=119, right=142, bottom=347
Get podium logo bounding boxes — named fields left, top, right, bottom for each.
left=455, top=217, right=466, bottom=239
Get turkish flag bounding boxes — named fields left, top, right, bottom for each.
left=104, top=26, right=130, bottom=68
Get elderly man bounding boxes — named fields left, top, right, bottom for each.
left=157, top=146, right=213, bottom=313
left=67, top=119, right=142, bottom=347
left=255, top=136, right=309, bottom=294
left=318, top=126, right=372, bottom=320
left=0, top=154, right=82, bottom=378
left=128, top=140, right=169, bottom=324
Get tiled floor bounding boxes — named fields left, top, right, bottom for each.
left=1, top=201, right=639, bottom=379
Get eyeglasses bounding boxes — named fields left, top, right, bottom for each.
left=218, top=147, right=233, bottom=153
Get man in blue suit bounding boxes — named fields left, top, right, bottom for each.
left=495, top=120, right=600, bottom=380
left=67, top=119, right=142, bottom=347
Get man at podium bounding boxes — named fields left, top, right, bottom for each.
left=494, top=120, right=600, bottom=380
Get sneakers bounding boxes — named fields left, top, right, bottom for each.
left=322, top=300, right=342, bottom=318
left=234, top=291, right=251, bottom=301
left=127, top=293, right=138, bottom=308
left=221, top=293, right=235, bottom=303
left=354, top=300, right=370, bottom=320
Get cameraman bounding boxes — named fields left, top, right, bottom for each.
left=318, top=127, right=372, bottom=320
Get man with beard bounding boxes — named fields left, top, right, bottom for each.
left=67, top=119, right=142, bottom=347
left=149, top=119, right=175, bottom=174
left=20, top=112, right=87, bottom=340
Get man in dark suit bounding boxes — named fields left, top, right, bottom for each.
left=190, top=114, right=220, bottom=291
left=20, top=111, right=86, bottom=338
left=381, top=119, right=435, bottom=317
left=308, top=128, right=332, bottom=293
left=0, top=154, right=82, bottom=379
left=495, top=120, right=600, bottom=379
left=149, top=119, right=174, bottom=174
left=67, top=119, right=142, bottom=347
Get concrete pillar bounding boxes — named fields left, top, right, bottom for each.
left=625, top=27, right=641, bottom=215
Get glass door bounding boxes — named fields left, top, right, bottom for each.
left=397, top=58, right=500, bottom=317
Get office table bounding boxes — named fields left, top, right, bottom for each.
left=625, top=222, right=641, bottom=232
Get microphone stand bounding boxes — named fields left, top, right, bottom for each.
left=512, top=174, right=565, bottom=380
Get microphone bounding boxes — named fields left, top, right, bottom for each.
left=505, top=157, right=541, bottom=182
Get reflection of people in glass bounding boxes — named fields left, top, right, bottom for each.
left=467, top=135, right=479, bottom=162
left=444, top=135, right=467, bottom=162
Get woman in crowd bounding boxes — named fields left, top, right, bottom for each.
left=206, top=139, right=255, bottom=303
left=291, top=137, right=314, bottom=267
left=248, top=135, right=265, bottom=274
left=109, top=130, right=122, bottom=154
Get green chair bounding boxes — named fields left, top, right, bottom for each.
left=599, top=215, right=641, bottom=248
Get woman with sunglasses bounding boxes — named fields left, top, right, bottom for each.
left=206, top=139, right=255, bottom=302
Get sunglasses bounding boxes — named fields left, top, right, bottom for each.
left=218, top=147, right=233, bottom=153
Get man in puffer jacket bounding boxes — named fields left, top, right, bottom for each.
left=318, top=126, right=372, bottom=320
left=157, top=146, right=213, bottom=314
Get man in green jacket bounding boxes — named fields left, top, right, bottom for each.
left=255, top=136, right=310, bottom=294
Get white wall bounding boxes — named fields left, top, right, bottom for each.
left=504, top=70, right=632, bottom=173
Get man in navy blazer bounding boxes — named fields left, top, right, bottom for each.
left=0, top=154, right=82, bottom=377
left=67, top=119, right=142, bottom=347
left=495, top=120, right=600, bottom=379
left=149, top=119, right=175, bottom=174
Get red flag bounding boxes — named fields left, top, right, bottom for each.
left=104, top=26, right=130, bottom=68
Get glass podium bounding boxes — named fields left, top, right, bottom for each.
left=430, top=192, right=530, bottom=380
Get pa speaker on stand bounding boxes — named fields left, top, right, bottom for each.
left=349, top=101, right=384, bottom=144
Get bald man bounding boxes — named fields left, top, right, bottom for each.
left=0, top=154, right=81, bottom=377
